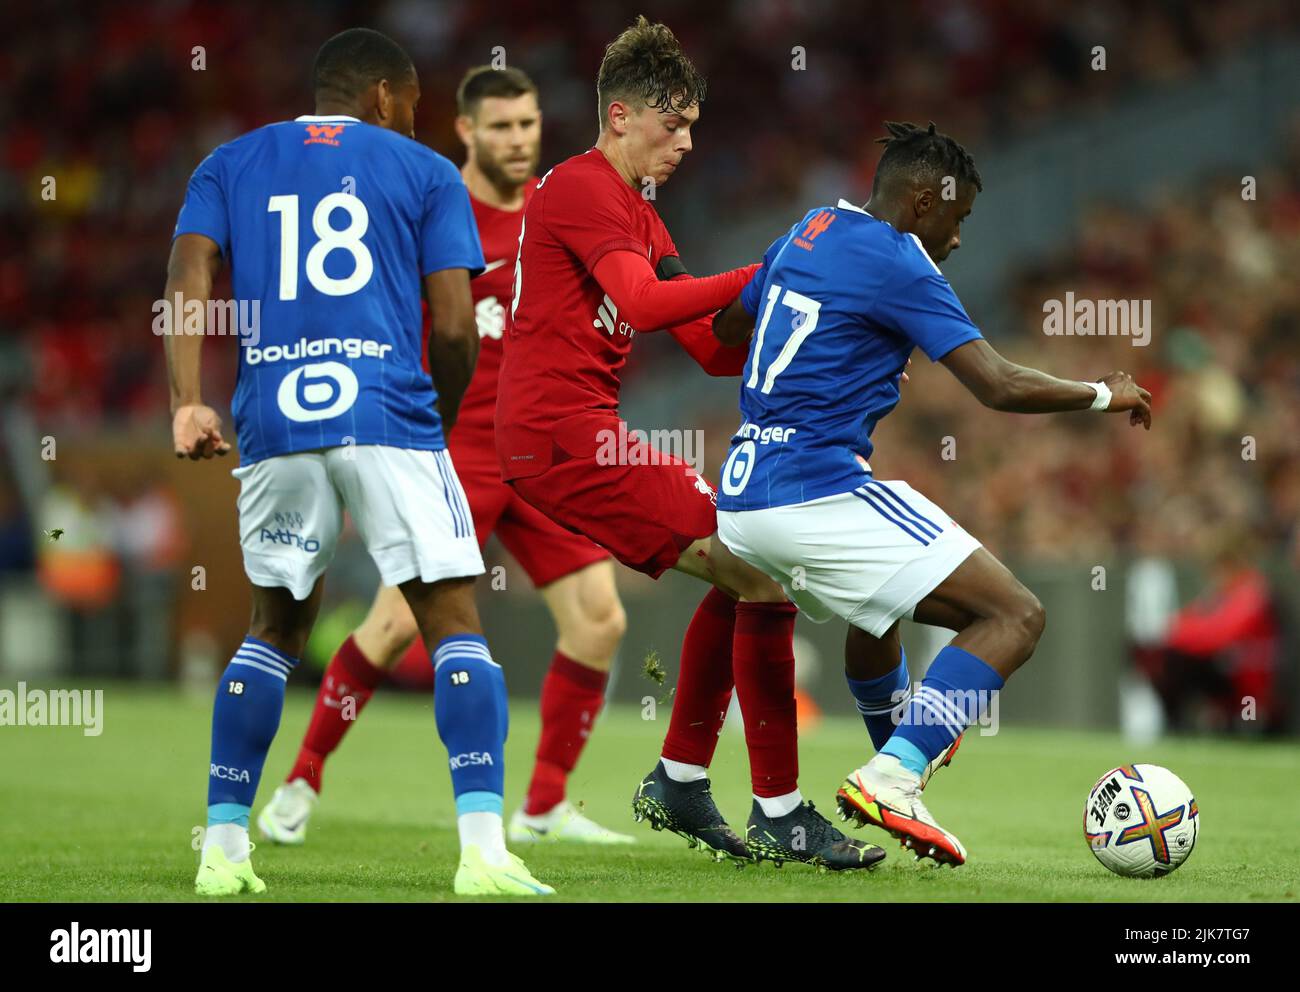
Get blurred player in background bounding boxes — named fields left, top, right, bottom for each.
left=166, top=29, right=553, bottom=896
left=713, top=122, right=1153, bottom=866
left=1136, top=534, right=1283, bottom=733
left=497, top=16, right=884, bottom=871
left=258, top=65, right=634, bottom=848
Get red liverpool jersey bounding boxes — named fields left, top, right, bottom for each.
left=455, top=179, right=539, bottom=443
left=496, top=148, right=681, bottom=481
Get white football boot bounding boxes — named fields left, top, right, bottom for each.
left=837, top=753, right=968, bottom=866
left=508, top=801, right=636, bottom=845
left=256, top=778, right=318, bottom=846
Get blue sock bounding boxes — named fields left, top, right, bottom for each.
left=207, top=636, right=297, bottom=827
left=845, top=650, right=911, bottom=752
left=433, top=634, right=507, bottom=815
left=880, top=645, right=1003, bottom=776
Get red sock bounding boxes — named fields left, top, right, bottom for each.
left=661, top=587, right=737, bottom=767
left=733, top=602, right=799, bottom=798
left=524, top=652, right=609, bottom=815
left=287, top=635, right=388, bottom=793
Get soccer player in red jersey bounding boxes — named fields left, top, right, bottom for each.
left=497, top=17, right=883, bottom=870
left=258, top=66, right=635, bottom=848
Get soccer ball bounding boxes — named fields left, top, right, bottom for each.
left=1084, top=763, right=1199, bottom=878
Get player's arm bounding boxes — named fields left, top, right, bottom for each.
left=591, top=250, right=760, bottom=333
left=417, top=158, right=485, bottom=433
left=163, top=232, right=232, bottom=459
left=712, top=296, right=753, bottom=347
left=667, top=313, right=748, bottom=376
left=878, top=262, right=1150, bottom=427
left=657, top=256, right=750, bottom=376
left=424, top=268, right=478, bottom=432
left=712, top=230, right=784, bottom=348
left=542, top=168, right=756, bottom=334
left=940, top=339, right=1151, bottom=428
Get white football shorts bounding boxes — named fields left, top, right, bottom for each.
left=717, top=480, right=981, bottom=637
left=231, top=445, right=484, bottom=601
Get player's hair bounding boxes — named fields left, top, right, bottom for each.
left=456, top=66, right=538, bottom=118
left=872, top=121, right=982, bottom=195
left=312, top=28, right=415, bottom=103
left=596, top=15, right=706, bottom=129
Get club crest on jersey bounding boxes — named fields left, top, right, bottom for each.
left=303, top=124, right=344, bottom=147
left=475, top=295, right=505, bottom=340
left=691, top=473, right=716, bottom=503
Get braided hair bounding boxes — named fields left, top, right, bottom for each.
left=872, top=121, right=982, bottom=194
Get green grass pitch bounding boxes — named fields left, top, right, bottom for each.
left=2, top=684, right=1296, bottom=902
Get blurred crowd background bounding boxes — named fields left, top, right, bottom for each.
left=1, top=0, right=1297, bottom=734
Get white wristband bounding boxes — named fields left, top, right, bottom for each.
left=1086, top=380, right=1112, bottom=411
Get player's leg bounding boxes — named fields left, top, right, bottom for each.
left=674, top=546, right=800, bottom=806
left=671, top=536, right=803, bottom=822
left=650, top=533, right=883, bottom=869
left=303, top=585, right=417, bottom=779
left=199, top=582, right=325, bottom=896
left=513, top=556, right=635, bottom=843
left=842, top=622, right=963, bottom=788
left=198, top=452, right=340, bottom=895
left=475, top=481, right=632, bottom=840
left=630, top=525, right=797, bottom=864
left=353, top=584, right=423, bottom=664
left=508, top=453, right=841, bottom=864
left=506, top=458, right=744, bottom=857
left=331, top=445, right=551, bottom=895
left=654, top=536, right=762, bottom=789
left=258, top=584, right=417, bottom=844
left=541, top=559, right=626, bottom=673
left=862, top=546, right=1041, bottom=785
left=912, top=547, right=1045, bottom=673
left=261, top=445, right=511, bottom=842
left=631, top=549, right=752, bottom=860
left=684, top=528, right=885, bottom=870
left=837, top=485, right=1040, bottom=865
left=844, top=622, right=908, bottom=752
left=396, top=574, right=547, bottom=895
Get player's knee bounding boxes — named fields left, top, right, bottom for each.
left=1011, top=590, right=1047, bottom=657
left=977, top=581, right=1045, bottom=670
left=588, top=596, right=627, bottom=656
left=562, top=591, right=626, bottom=665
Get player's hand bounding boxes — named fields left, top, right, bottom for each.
left=172, top=404, right=232, bottom=459
left=901, top=357, right=913, bottom=385
left=1099, top=372, right=1152, bottom=430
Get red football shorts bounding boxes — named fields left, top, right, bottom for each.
left=505, top=423, right=718, bottom=579
left=449, top=430, right=609, bottom=588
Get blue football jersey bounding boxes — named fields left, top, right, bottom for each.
left=173, top=114, right=484, bottom=464
left=717, top=199, right=982, bottom=511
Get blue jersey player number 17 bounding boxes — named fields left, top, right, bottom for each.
left=717, top=199, right=983, bottom=638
